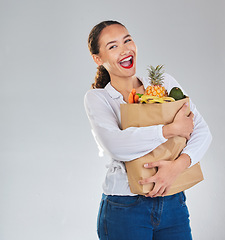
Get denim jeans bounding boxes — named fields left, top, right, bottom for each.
left=97, top=192, right=192, bottom=240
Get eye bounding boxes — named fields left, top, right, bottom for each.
left=109, top=45, right=117, bottom=50
left=124, top=38, right=132, bottom=43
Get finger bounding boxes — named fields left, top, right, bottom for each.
left=186, top=135, right=190, bottom=141
left=152, top=186, right=166, bottom=198
left=179, top=102, right=188, bottom=113
left=144, top=161, right=161, bottom=169
left=161, top=186, right=171, bottom=197
left=146, top=183, right=164, bottom=198
left=145, top=187, right=160, bottom=197
left=138, top=176, right=156, bottom=185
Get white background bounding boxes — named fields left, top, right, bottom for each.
left=1, top=0, right=224, bottom=239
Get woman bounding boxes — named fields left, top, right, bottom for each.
left=84, top=20, right=212, bottom=240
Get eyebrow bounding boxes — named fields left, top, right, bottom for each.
left=105, top=34, right=131, bottom=47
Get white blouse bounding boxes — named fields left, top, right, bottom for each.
left=84, top=73, right=212, bottom=196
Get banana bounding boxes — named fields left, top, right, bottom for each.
left=141, top=95, right=157, bottom=101
left=150, top=98, right=164, bottom=104
left=162, top=97, right=175, bottom=102
left=140, top=95, right=164, bottom=104
left=140, top=95, right=175, bottom=104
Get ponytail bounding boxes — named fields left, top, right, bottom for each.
left=92, top=65, right=110, bottom=89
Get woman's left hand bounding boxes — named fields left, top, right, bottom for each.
left=138, top=154, right=191, bottom=198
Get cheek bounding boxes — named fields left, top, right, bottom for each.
left=105, top=61, right=119, bottom=72
left=105, top=52, right=119, bottom=66
left=128, top=41, right=137, bottom=52
left=132, top=44, right=137, bottom=54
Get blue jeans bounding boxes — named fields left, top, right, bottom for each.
left=97, top=192, right=192, bottom=240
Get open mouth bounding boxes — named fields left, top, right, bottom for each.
left=119, top=55, right=134, bottom=69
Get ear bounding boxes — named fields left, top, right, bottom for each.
left=92, top=54, right=103, bottom=66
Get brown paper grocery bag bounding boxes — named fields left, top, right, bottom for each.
left=120, top=97, right=204, bottom=196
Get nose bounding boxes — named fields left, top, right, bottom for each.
left=120, top=45, right=130, bottom=56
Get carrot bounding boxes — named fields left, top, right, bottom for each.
left=134, top=94, right=139, bottom=103
left=131, top=88, right=136, bottom=95
left=128, top=92, right=134, bottom=103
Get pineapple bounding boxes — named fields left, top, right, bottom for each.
left=145, top=64, right=168, bottom=97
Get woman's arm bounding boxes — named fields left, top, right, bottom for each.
left=164, top=73, right=212, bottom=167
left=139, top=74, right=212, bottom=197
left=163, top=102, right=194, bottom=140
left=84, top=89, right=168, bottom=161
left=139, top=153, right=192, bottom=197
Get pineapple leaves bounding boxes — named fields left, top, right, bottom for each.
left=147, top=64, right=165, bottom=86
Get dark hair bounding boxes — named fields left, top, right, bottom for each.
left=88, top=20, right=125, bottom=88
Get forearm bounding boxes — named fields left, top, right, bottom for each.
left=181, top=123, right=212, bottom=166
left=174, top=153, right=191, bottom=173
left=181, top=102, right=212, bottom=166
left=162, top=123, right=176, bottom=139
left=85, top=90, right=168, bottom=162
left=92, top=123, right=167, bottom=161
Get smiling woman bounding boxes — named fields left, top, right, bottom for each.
left=88, top=21, right=139, bottom=96
left=84, top=20, right=212, bottom=240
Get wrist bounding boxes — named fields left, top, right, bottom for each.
left=163, top=123, right=176, bottom=139
left=174, top=154, right=191, bottom=173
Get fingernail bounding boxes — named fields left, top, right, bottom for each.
left=144, top=163, right=149, bottom=167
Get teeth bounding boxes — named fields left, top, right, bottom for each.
left=120, top=56, right=132, bottom=63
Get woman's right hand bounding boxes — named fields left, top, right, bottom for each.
left=163, top=103, right=194, bottom=140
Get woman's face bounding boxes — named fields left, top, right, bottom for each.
left=94, top=24, right=137, bottom=79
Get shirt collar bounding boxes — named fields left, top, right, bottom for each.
left=105, top=82, right=122, bottom=99
left=104, top=77, right=150, bottom=99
